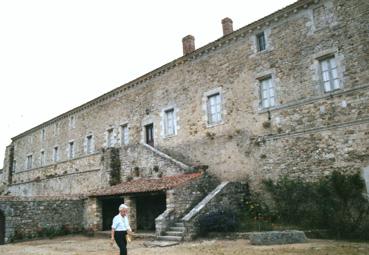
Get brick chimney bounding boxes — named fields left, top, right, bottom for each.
left=182, top=35, right=195, bottom=55
left=222, top=17, right=233, bottom=36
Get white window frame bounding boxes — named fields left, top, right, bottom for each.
left=41, top=128, right=46, bottom=142
left=164, top=108, right=176, bottom=137
left=26, top=154, right=33, bottom=170
left=68, top=141, right=75, bottom=159
left=207, top=93, right=222, bottom=125
left=12, top=160, right=17, bottom=173
left=259, top=76, right=276, bottom=109
left=256, top=31, right=266, bottom=52
left=107, top=128, right=114, bottom=148
left=69, top=115, right=76, bottom=129
left=319, top=55, right=341, bottom=93
left=40, top=150, right=45, bottom=166
left=53, top=146, right=59, bottom=162
left=86, top=135, right=94, bottom=154
left=202, top=87, right=224, bottom=127
left=120, top=124, right=129, bottom=145
left=54, top=122, right=59, bottom=136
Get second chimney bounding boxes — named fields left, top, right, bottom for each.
left=222, top=17, right=233, bottom=36
left=182, top=35, right=195, bottom=55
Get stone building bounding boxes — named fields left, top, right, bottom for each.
left=1, top=0, right=369, bottom=244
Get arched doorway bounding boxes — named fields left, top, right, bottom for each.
left=0, top=210, right=5, bottom=245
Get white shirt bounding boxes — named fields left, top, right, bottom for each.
left=112, top=214, right=132, bottom=231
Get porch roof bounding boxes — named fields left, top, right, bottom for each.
left=89, top=172, right=202, bottom=197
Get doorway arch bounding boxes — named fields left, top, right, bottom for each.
left=0, top=210, right=5, bottom=245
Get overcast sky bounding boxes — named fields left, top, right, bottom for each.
left=0, top=0, right=296, bottom=168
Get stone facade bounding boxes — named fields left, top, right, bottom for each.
left=0, top=0, right=368, bottom=241
left=0, top=196, right=84, bottom=244
left=3, top=0, right=369, bottom=192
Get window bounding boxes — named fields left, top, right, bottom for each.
left=320, top=56, right=340, bottom=92
left=40, top=150, right=45, bottom=166
left=53, top=146, right=59, bottom=162
left=121, top=125, right=129, bottom=145
left=12, top=160, right=16, bottom=173
left=86, top=135, right=93, bottom=154
left=256, top=32, right=266, bottom=51
left=54, top=123, right=59, bottom=136
left=69, top=116, right=75, bottom=129
left=41, top=129, right=46, bottom=142
left=260, top=77, right=276, bottom=108
left=69, top=141, right=75, bottom=159
left=107, top=129, right=114, bottom=147
left=164, top=109, right=175, bottom=136
left=26, top=155, right=33, bottom=170
left=207, top=93, right=222, bottom=125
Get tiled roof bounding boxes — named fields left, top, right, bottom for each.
left=89, top=172, right=202, bottom=197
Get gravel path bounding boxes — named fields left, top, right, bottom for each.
left=0, top=235, right=368, bottom=255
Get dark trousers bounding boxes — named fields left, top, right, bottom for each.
left=114, top=231, right=127, bottom=255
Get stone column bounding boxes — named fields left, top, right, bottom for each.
left=124, top=196, right=137, bottom=231
left=84, top=198, right=102, bottom=231
left=166, top=189, right=175, bottom=210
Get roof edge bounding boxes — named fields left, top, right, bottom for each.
left=12, top=0, right=314, bottom=141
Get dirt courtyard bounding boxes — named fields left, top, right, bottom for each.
left=0, top=235, right=369, bottom=255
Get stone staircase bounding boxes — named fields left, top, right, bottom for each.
left=157, top=221, right=185, bottom=242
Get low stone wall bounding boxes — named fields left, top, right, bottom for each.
left=182, top=182, right=247, bottom=240
left=0, top=196, right=85, bottom=244
left=249, top=231, right=307, bottom=245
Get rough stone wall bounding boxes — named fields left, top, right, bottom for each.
left=3, top=0, right=369, bottom=191
left=119, top=144, right=190, bottom=181
left=182, top=182, right=247, bottom=240
left=7, top=153, right=105, bottom=196
left=0, top=196, right=84, bottom=243
left=170, top=173, right=219, bottom=219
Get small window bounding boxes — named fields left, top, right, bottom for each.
left=121, top=125, right=129, bottom=145
left=86, top=135, right=93, bottom=154
left=207, top=93, right=222, bottom=125
left=320, top=56, right=340, bottom=92
left=164, top=109, right=176, bottom=136
left=107, top=129, right=114, bottom=147
left=256, top=32, right=266, bottom=51
left=54, top=123, right=59, bottom=136
left=260, top=77, right=276, bottom=108
left=40, top=150, right=45, bottom=166
left=12, top=160, right=16, bottom=173
left=41, top=129, right=46, bottom=142
left=69, top=141, right=75, bottom=159
left=69, top=116, right=75, bottom=129
left=26, top=155, right=33, bottom=170
left=53, top=146, right=59, bottom=162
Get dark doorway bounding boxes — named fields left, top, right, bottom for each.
left=0, top=210, right=5, bottom=245
left=145, top=123, right=154, bottom=147
left=136, top=193, right=166, bottom=231
left=101, top=197, right=124, bottom=231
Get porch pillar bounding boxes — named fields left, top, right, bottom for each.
left=124, top=196, right=137, bottom=231
left=84, top=197, right=102, bottom=231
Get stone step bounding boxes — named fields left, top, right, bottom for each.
left=165, top=231, right=184, bottom=236
left=158, top=235, right=183, bottom=242
left=174, top=222, right=184, bottom=227
left=169, top=226, right=185, bottom=232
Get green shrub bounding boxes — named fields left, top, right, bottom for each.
left=198, top=209, right=237, bottom=235
left=263, top=171, right=369, bottom=240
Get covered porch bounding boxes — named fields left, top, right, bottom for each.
left=86, top=173, right=202, bottom=234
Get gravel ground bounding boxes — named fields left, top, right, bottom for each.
left=0, top=235, right=368, bottom=255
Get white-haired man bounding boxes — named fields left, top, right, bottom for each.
left=111, top=204, right=133, bottom=255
